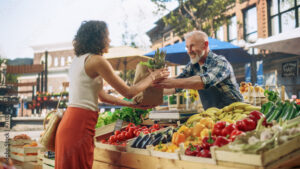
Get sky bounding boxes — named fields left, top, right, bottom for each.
left=0, top=0, right=178, bottom=59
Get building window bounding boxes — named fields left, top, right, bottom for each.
left=227, top=15, right=237, bottom=44
left=244, top=6, right=258, bottom=42
left=54, top=57, right=58, bottom=67
left=268, top=0, right=300, bottom=36
left=67, top=56, right=72, bottom=65
left=61, top=57, right=65, bottom=66
left=215, top=26, right=224, bottom=41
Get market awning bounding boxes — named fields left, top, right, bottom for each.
left=247, top=28, right=300, bottom=55
left=104, top=46, right=150, bottom=71
left=145, top=37, right=252, bottom=65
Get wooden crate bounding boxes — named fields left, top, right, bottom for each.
left=43, top=157, right=55, bottom=169
left=10, top=146, right=40, bottom=162
left=178, top=144, right=216, bottom=165
left=213, top=135, right=300, bottom=166
left=9, top=139, right=33, bottom=146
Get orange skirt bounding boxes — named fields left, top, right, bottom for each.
left=55, top=107, right=98, bottom=169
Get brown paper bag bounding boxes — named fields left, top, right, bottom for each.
left=132, top=64, right=163, bottom=106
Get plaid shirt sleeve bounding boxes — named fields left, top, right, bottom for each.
left=174, top=63, right=192, bottom=93
left=200, top=58, right=231, bottom=89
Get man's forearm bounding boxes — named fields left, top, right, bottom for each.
left=175, top=76, right=205, bottom=90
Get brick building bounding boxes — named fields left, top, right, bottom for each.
left=18, top=42, right=74, bottom=99
left=147, top=0, right=300, bottom=97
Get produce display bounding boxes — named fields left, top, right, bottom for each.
left=131, top=127, right=175, bottom=149
left=95, top=107, right=150, bottom=128
left=262, top=90, right=300, bottom=122
left=228, top=118, right=300, bottom=154
left=239, top=82, right=264, bottom=94
left=186, top=102, right=260, bottom=124
left=100, top=123, right=163, bottom=146
left=94, top=88, right=300, bottom=168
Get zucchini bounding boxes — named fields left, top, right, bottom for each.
left=278, top=102, right=289, bottom=119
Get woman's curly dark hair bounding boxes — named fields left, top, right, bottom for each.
left=73, top=20, right=109, bottom=56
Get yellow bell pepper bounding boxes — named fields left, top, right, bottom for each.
left=192, top=122, right=205, bottom=137
left=200, top=128, right=210, bottom=139
left=172, top=132, right=186, bottom=146
left=200, top=118, right=214, bottom=129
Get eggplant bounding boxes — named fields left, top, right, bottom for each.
left=161, top=134, right=167, bottom=144
left=141, top=135, right=154, bottom=149
left=154, top=132, right=162, bottom=139
left=136, top=135, right=149, bottom=148
left=131, top=136, right=142, bottom=148
left=152, top=135, right=162, bottom=146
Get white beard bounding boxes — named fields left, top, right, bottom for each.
left=190, top=50, right=205, bottom=64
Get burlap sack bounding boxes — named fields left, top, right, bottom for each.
left=132, top=64, right=163, bottom=106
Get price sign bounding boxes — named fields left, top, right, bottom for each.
left=114, top=119, right=123, bottom=131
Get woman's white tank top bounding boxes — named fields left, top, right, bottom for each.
left=68, top=53, right=103, bottom=111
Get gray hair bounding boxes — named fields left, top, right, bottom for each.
left=184, top=30, right=208, bottom=41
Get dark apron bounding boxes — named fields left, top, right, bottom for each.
left=198, top=86, right=236, bottom=110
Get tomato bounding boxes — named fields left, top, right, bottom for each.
left=117, top=134, right=122, bottom=142
left=121, top=142, right=126, bottom=146
left=114, top=130, right=121, bottom=136
left=109, top=135, right=116, bottom=143
left=143, top=131, right=150, bottom=135
left=121, top=131, right=127, bottom=136
left=125, top=132, right=131, bottom=139
left=128, top=123, right=135, bottom=128
left=101, top=139, right=106, bottom=143
left=135, top=131, right=141, bottom=137
left=151, top=129, right=157, bottom=133
left=153, top=124, right=160, bottom=130
left=141, top=126, right=147, bottom=130
left=121, top=133, right=127, bottom=141
left=128, top=127, right=135, bottom=135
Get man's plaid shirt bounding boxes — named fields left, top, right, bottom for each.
left=176, top=51, right=243, bottom=103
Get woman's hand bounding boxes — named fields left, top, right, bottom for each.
left=128, top=102, right=156, bottom=110
left=149, top=68, right=169, bottom=83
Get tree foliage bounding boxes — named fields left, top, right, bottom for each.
left=151, top=0, right=235, bottom=36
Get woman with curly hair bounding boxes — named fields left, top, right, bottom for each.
left=55, top=20, right=169, bottom=169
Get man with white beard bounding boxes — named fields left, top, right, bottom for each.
left=154, top=30, right=243, bottom=109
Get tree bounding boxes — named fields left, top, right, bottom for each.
left=151, top=0, right=235, bottom=36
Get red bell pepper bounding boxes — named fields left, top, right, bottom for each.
left=242, top=118, right=256, bottom=131
left=221, top=124, right=236, bottom=137
left=212, top=121, right=227, bottom=136
left=213, top=136, right=230, bottom=147
left=236, top=120, right=246, bottom=131
left=201, top=132, right=216, bottom=150
left=229, top=129, right=244, bottom=141
left=185, top=144, right=200, bottom=156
